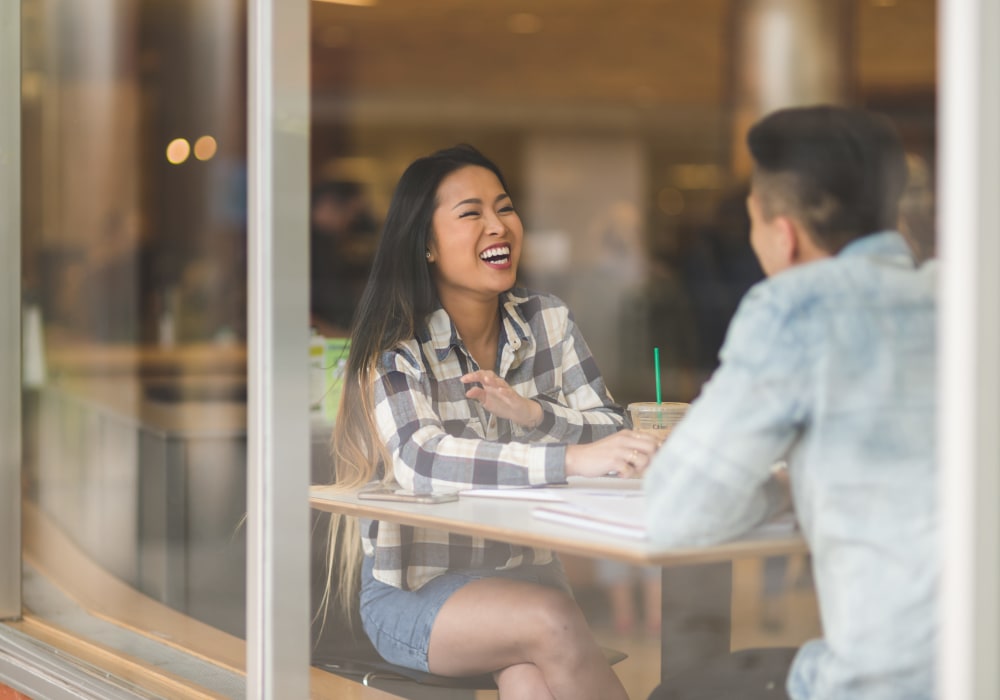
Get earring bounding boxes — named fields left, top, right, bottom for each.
left=425, top=251, right=432, bottom=260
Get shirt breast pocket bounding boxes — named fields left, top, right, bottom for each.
left=535, top=383, right=566, bottom=408
left=436, top=397, right=483, bottom=439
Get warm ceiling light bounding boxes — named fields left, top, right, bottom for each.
left=313, top=0, right=376, bottom=6
left=194, top=135, right=218, bottom=161
left=507, top=13, right=542, bottom=34
left=166, top=138, right=191, bottom=165
left=872, top=0, right=897, bottom=6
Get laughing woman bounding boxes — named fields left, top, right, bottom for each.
left=325, top=144, right=657, bottom=699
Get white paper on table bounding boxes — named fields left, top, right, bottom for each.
left=460, top=475, right=643, bottom=503
left=459, top=487, right=568, bottom=502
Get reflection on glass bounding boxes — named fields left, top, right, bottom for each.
left=19, top=0, right=250, bottom=690
left=166, top=137, right=192, bottom=165
left=194, top=135, right=219, bottom=162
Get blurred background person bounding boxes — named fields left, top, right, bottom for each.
left=309, top=179, right=379, bottom=336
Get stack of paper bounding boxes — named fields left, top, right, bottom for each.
left=458, top=479, right=647, bottom=539
left=533, top=494, right=647, bottom=539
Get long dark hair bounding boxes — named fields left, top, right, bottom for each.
left=346, top=144, right=510, bottom=387
left=321, top=144, right=510, bottom=624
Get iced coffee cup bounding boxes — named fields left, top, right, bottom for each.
left=627, top=401, right=690, bottom=443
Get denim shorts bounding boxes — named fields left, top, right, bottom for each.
left=359, top=555, right=571, bottom=672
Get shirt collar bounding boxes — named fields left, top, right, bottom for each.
left=421, top=287, right=533, bottom=363
left=837, top=231, right=914, bottom=265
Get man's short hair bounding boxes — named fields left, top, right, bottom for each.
left=747, top=105, right=909, bottom=254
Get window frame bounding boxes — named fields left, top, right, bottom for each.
left=245, top=0, right=311, bottom=696
left=0, top=0, right=22, bottom=624
left=938, top=0, right=1000, bottom=697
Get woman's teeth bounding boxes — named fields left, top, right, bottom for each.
left=479, top=245, right=511, bottom=263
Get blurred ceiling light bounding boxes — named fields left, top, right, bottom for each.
left=313, top=0, right=376, bottom=6
left=194, top=135, right=218, bottom=161
left=166, top=138, right=191, bottom=165
left=508, top=13, right=543, bottom=34
left=872, top=0, right=897, bottom=6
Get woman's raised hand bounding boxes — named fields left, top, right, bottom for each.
left=564, top=430, right=661, bottom=479
left=461, top=370, right=543, bottom=429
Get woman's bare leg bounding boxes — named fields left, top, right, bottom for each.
left=426, top=577, right=627, bottom=700
left=494, top=663, right=556, bottom=700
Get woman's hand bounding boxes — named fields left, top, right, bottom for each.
left=564, top=430, right=661, bottom=479
left=461, top=370, right=543, bottom=429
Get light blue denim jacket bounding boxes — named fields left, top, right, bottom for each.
left=644, top=232, right=937, bottom=700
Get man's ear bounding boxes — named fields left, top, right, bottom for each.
left=773, top=215, right=800, bottom=268
left=782, top=216, right=831, bottom=265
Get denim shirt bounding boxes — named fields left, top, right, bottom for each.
left=644, top=232, right=937, bottom=700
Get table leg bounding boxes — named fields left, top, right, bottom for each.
left=660, top=562, right=732, bottom=682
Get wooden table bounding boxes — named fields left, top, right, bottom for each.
left=310, top=482, right=807, bottom=683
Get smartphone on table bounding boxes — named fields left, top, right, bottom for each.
left=358, top=487, right=459, bottom=504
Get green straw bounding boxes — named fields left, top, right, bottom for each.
left=654, top=347, right=662, bottom=405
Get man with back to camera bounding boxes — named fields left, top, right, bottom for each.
left=643, top=105, right=936, bottom=700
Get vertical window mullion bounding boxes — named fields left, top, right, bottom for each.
left=939, top=0, right=1000, bottom=698
left=246, top=0, right=310, bottom=696
left=0, top=0, right=23, bottom=622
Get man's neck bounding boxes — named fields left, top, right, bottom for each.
left=791, top=224, right=833, bottom=268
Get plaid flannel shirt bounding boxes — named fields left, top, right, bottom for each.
left=361, top=287, right=625, bottom=590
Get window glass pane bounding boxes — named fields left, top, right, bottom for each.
left=307, top=2, right=936, bottom=699
left=20, top=0, right=249, bottom=691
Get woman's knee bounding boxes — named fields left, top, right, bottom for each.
left=521, top=587, right=592, bottom=646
